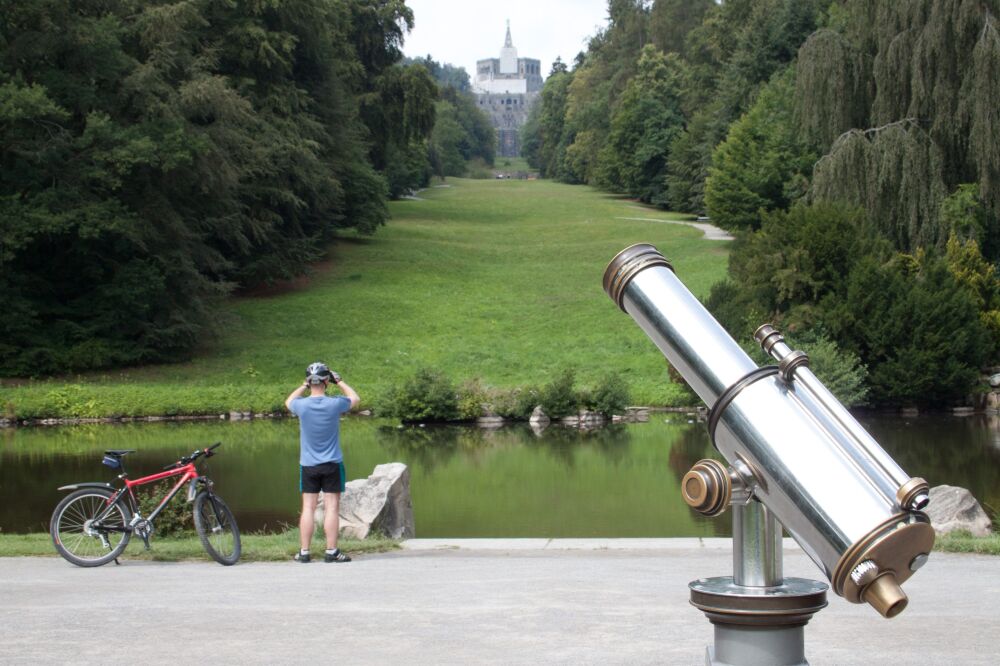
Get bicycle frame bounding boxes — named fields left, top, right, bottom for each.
left=120, top=463, right=202, bottom=524
left=89, top=463, right=205, bottom=534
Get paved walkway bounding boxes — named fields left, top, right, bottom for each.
left=616, top=215, right=735, bottom=241
left=2, top=540, right=997, bottom=665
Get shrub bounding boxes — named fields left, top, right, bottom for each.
left=457, top=379, right=489, bottom=420
left=826, top=253, right=989, bottom=406
left=587, top=372, right=631, bottom=417
left=539, top=369, right=579, bottom=418
left=466, top=158, right=495, bottom=179
left=489, top=386, right=540, bottom=420
left=787, top=330, right=869, bottom=407
left=386, top=368, right=459, bottom=423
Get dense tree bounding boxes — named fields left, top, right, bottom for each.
left=663, top=0, right=826, bottom=213
left=829, top=252, right=988, bottom=406
left=704, top=67, right=815, bottom=230
left=797, top=0, right=1000, bottom=243
left=708, top=203, right=990, bottom=405
left=523, top=0, right=1000, bottom=404
left=363, top=62, right=438, bottom=197
left=401, top=59, right=494, bottom=180
left=439, top=87, right=494, bottom=164
left=595, top=45, right=684, bottom=203
left=521, top=69, right=573, bottom=178
left=403, top=55, right=471, bottom=92
left=0, top=0, right=421, bottom=375
left=650, top=0, right=713, bottom=54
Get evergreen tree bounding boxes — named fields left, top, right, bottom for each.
left=595, top=45, right=684, bottom=203
left=0, top=0, right=415, bottom=375
left=650, top=0, right=713, bottom=54
left=705, top=67, right=815, bottom=230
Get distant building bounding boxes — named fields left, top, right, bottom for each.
left=473, top=22, right=543, bottom=158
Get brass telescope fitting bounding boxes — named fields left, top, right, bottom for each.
left=682, top=459, right=732, bottom=517
left=603, top=243, right=673, bottom=311
left=897, top=477, right=931, bottom=511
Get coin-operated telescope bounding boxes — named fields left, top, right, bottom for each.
left=604, top=244, right=934, bottom=665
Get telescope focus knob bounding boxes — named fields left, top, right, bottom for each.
left=682, top=459, right=732, bottom=517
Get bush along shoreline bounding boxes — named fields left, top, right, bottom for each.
left=4, top=363, right=998, bottom=428
left=1, top=368, right=687, bottom=428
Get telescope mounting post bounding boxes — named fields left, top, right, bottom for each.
left=689, top=497, right=828, bottom=666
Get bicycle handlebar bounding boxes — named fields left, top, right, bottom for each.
left=162, top=442, right=223, bottom=470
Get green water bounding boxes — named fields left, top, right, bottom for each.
left=2, top=414, right=997, bottom=536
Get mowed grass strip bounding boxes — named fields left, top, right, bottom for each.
left=4, top=179, right=730, bottom=418
left=0, top=531, right=398, bottom=562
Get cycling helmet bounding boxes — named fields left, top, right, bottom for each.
left=305, top=361, right=332, bottom=385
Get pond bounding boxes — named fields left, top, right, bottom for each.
left=2, top=413, right=998, bottom=537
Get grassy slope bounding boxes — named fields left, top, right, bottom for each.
left=3, top=179, right=729, bottom=418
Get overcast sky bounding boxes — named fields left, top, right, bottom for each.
left=401, top=0, right=610, bottom=79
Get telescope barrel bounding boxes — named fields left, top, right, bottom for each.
left=755, top=325, right=929, bottom=511
left=604, top=244, right=934, bottom=617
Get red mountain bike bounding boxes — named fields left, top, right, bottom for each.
left=49, top=442, right=241, bottom=567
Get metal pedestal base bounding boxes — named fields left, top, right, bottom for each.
left=690, top=576, right=828, bottom=666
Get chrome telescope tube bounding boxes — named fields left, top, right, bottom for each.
left=604, top=244, right=935, bottom=617
left=755, top=324, right=930, bottom=511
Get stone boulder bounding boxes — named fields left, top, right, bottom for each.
left=528, top=406, right=549, bottom=426
left=476, top=416, right=505, bottom=429
left=561, top=410, right=605, bottom=428
left=925, top=485, right=992, bottom=537
left=316, top=463, right=415, bottom=539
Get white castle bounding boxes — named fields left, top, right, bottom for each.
left=473, top=22, right=543, bottom=157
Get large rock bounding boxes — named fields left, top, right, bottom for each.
left=316, top=463, right=415, bottom=539
left=528, top=406, right=549, bottom=426
left=926, top=485, right=992, bottom=537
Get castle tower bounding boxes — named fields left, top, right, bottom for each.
left=499, top=21, right=518, bottom=74
left=473, top=22, right=543, bottom=158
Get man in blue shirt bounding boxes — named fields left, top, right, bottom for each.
left=285, top=362, right=360, bottom=563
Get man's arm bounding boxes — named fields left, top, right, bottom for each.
left=284, top=382, right=309, bottom=411
left=334, top=378, right=360, bottom=410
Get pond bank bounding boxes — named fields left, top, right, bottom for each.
left=0, top=405, right=704, bottom=429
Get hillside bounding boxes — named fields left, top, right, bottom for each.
left=3, top=179, right=730, bottom=419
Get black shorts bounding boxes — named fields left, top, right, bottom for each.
left=299, top=461, right=346, bottom=494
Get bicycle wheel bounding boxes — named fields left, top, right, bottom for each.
left=193, top=491, right=241, bottom=565
left=50, top=488, right=131, bottom=567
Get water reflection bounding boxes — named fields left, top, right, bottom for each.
left=1, top=413, right=997, bottom=536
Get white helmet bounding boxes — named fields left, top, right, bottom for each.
left=305, top=362, right=332, bottom=385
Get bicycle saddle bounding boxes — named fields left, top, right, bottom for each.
left=104, top=449, right=136, bottom=457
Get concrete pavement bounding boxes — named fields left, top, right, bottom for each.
left=2, top=540, right=998, bottom=665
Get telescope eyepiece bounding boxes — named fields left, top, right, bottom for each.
left=862, top=573, right=908, bottom=619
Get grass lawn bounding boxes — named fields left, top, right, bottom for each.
left=0, top=531, right=398, bottom=562
left=933, top=530, right=1000, bottom=555
left=3, top=530, right=997, bottom=558
left=3, top=178, right=729, bottom=419
left=494, top=156, right=534, bottom=173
